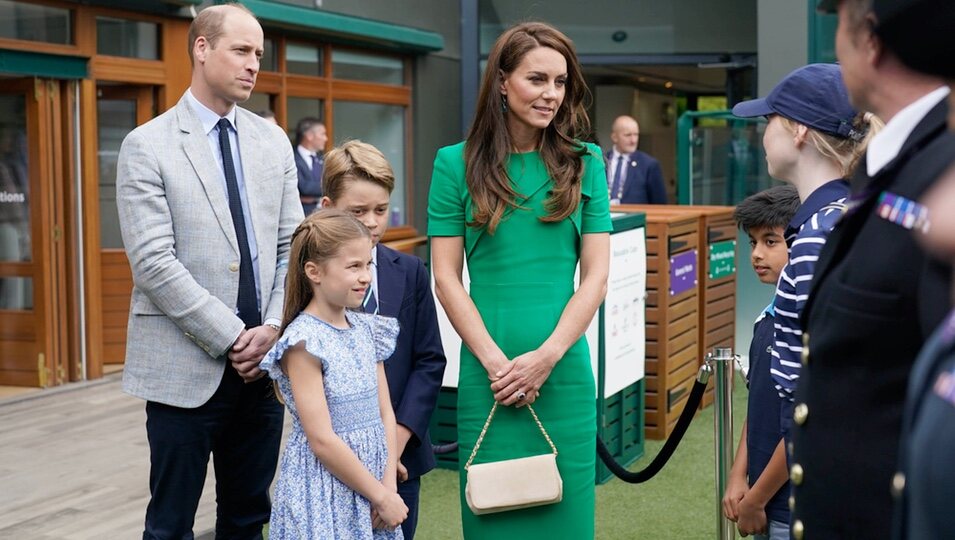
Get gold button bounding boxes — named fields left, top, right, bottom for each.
left=792, top=519, right=805, bottom=540
left=789, top=495, right=795, bottom=511
left=794, top=403, right=809, bottom=425
left=892, top=472, right=906, bottom=498
left=229, top=262, right=240, bottom=272
left=802, top=332, right=810, bottom=347
left=791, top=463, right=804, bottom=485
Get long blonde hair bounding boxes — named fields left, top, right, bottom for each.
left=281, top=208, right=371, bottom=333
left=781, top=111, right=884, bottom=177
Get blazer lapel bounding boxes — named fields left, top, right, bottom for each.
left=236, top=112, right=268, bottom=239
left=375, top=244, right=405, bottom=318
left=178, top=100, right=238, bottom=255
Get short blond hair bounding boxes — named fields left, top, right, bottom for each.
left=322, top=140, right=396, bottom=200
left=187, top=3, right=256, bottom=65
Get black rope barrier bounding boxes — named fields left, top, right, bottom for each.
left=596, top=369, right=710, bottom=483
left=433, top=441, right=459, bottom=455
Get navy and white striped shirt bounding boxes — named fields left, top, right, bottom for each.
left=771, top=180, right=850, bottom=401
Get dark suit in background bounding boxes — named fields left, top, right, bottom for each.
left=792, top=100, right=955, bottom=539
left=604, top=149, right=667, bottom=204
left=295, top=149, right=323, bottom=215
left=375, top=242, right=446, bottom=539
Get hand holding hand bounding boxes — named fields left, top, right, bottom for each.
left=229, top=325, right=279, bottom=382
left=721, top=473, right=749, bottom=522
left=736, top=493, right=768, bottom=536
left=371, top=490, right=408, bottom=530
left=490, top=348, right=556, bottom=406
left=482, top=352, right=512, bottom=383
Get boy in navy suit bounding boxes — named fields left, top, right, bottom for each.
left=321, top=140, right=446, bottom=539
left=722, top=185, right=800, bottom=540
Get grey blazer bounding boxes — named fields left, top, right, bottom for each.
left=116, top=94, right=304, bottom=408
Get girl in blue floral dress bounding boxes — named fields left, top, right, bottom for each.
left=261, top=209, right=407, bottom=539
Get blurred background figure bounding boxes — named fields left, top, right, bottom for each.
left=605, top=115, right=667, bottom=204
left=256, top=109, right=277, bottom=125
left=857, top=1, right=955, bottom=539
left=790, top=1, right=955, bottom=538
left=294, top=116, right=327, bottom=215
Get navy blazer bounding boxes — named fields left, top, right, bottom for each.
left=376, top=243, right=447, bottom=479
left=294, top=150, right=322, bottom=214
left=605, top=149, right=668, bottom=204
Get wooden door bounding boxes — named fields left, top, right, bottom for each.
left=0, top=79, right=70, bottom=387
left=94, top=85, right=156, bottom=369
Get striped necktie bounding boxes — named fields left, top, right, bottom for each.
left=362, top=285, right=378, bottom=315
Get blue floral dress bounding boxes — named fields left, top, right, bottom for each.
left=261, top=310, right=402, bottom=540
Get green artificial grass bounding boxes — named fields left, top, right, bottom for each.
left=417, top=375, right=748, bottom=539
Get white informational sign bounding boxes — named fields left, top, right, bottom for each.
left=433, top=257, right=467, bottom=388
left=601, top=226, right=647, bottom=397
left=431, top=220, right=647, bottom=398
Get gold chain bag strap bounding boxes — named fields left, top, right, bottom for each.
left=464, top=402, right=563, bottom=515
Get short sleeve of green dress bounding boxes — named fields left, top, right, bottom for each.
left=428, top=141, right=611, bottom=539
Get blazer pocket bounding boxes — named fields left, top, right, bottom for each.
left=829, top=280, right=902, bottom=322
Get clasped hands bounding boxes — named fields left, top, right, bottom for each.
left=722, top=475, right=768, bottom=537
left=229, top=325, right=279, bottom=382
left=487, top=349, right=557, bottom=407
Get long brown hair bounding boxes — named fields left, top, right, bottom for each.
left=465, top=22, right=592, bottom=234
left=281, top=208, right=371, bottom=333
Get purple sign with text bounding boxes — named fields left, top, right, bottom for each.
left=669, top=250, right=697, bottom=296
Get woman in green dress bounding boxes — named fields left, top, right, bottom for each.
left=428, top=22, right=611, bottom=539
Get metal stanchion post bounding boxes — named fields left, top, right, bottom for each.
left=708, top=346, right=736, bottom=540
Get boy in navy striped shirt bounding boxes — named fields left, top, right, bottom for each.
left=724, top=185, right=800, bottom=540
left=732, top=64, right=881, bottom=453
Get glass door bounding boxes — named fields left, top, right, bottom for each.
left=95, top=84, right=156, bottom=369
left=0, top=78, right=69, bottom=387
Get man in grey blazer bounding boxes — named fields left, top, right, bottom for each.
left=116, top=5, right=303, bottom=539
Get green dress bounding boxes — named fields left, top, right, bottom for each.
left=428, top=141, right=612, bottom=539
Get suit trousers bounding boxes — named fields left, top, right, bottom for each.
left=398, top=476, right=421, bottom=539
left=143, top=364, right=283, bottom=540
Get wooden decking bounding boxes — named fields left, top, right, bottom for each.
left=0, top=374, right=288, bottom=539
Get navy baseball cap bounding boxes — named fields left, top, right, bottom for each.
left=732, top=63, right=860, bottom=139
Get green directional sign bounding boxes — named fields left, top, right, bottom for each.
left=708, top=240, right=736, bottom=280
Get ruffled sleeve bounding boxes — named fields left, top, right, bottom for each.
left=260, top=324, right=326, bottom=380
left=370, top=314, right=400, bottom=362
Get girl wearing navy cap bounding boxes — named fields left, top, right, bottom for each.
left=724, top=63, right=881, bottom=540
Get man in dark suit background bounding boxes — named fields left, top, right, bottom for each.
left=293, top=116, right=326, bottom=215
left=788, top=1, right=955, bottom=538
left=605, top=115, right=668, bottom=205
left=320, top=140, right=446, bottom=540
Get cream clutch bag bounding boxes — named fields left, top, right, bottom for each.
left=464, top=402, right=563, bottom=515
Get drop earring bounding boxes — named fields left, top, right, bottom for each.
left=501, top=97, right=508, bottom=114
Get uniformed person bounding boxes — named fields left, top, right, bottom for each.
left=792, top=1, right=955, bottom=538
left=869, top=1, right=955, bottom=538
